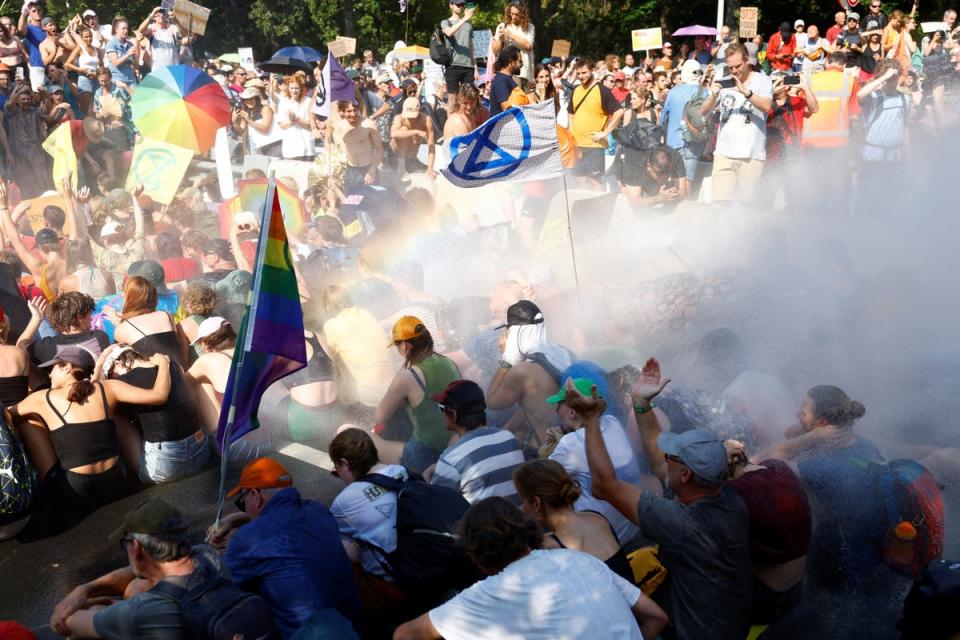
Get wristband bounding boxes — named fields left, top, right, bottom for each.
left=633, top=403, right=656, bottom=414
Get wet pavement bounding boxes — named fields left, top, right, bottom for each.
left=0, top=443, right=344, bottom=639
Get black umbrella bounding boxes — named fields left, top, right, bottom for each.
left=258, top=56, right=315, bottom=73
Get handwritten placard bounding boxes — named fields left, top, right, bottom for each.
left=739, top=7, right=759, bottom=39
left=172, top=0, right=210, bottom=35
left=631, top=28, right=663, bottom=52
left=551, top=39, right=571, bottom=59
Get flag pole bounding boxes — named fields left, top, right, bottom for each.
left=560, top=174, right=582, bottom=302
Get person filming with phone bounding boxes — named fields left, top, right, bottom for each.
left=621, top=145, right=688, bottom=212
left=699, top=42, right=772, bottom=207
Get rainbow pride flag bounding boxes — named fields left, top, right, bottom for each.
left=218, top=177, right=308, bottom=238
left=216, top=180, right=307, bottom=450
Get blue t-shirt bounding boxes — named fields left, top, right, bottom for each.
left=489, top=72, right=517, bottom=116
left=23, top=24, right=45, bottom=66
left=659, top=83, right=701, bottom=149
left=225, top=488, right=361, bottom=637
left=104, top=37, right=137, bottom=85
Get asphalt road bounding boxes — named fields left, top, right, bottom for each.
left=0, top=441, right=344, bottom=639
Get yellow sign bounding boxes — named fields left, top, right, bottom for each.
left=173, top=0, right=210, bottom=35
left=740, top=7, right=759, bottom=39
left=125, top=137, right=194, bottom=205
left=631, top=28, right=663, bottom=52
left=41, top=122, right=77, bottom=194
left=551, top=39, right=571, bottom=59
left=25, top=193, right=66, bottom=233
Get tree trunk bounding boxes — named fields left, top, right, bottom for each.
left=343, top=0, right=357, bottom=37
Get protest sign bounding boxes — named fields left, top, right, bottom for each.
left=739, top=7, right=759, bottom=39
left=126, top=137, right=195, bottom=204
left=631, top=28, right=663, bottom=51
left=921, top=21, right=949, bottom=33
left=424, top=59, right=444, bottom=85
left=238, top=47, right=255, bottom=71
left=25, top=194, right=65, bottom=233
left=172, top=0, right=210, bottom=35
left=339, top=36, right=357, bottom=55
left=551, top=39, right=571, bottom=59
left=327, top=38, right=348, bottom=58
left=473, top=29, right=492, bottom=59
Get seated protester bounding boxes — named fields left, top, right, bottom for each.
left=328, top=428, right=416, bottom=625
left=185, top=317, right=270, bottom=461
left=513, top=459, right=634, bottom=582
left=393, top=497, right=668, bottom=640
left=213, top=269, right=252, bottom=330
left=486, top=300, right=573, bottom=451
left=178, top=282, right=218, bottom=359
left=87, top=186, right=148, bottom=292
left=48, top=499, right=266, bottom=639
left=154, top=231, right=200, bottom=285
left=195, top=238, right=238, bottom=286
left=28, top=292, right=111, bottom=370
left=429, top=380, right=525, bottom=503
left=59, top=239, right=115, bottom=300
left=367, top=316, right=461, bottom=473
left=0, top=297, right=45, bottom=407
left=106, top=275, right=188, bottom=367
left=98, top=345, right=209, bottom=484
left=547, top=378, right=642, bottom=544
left=620, top=144, right=688, bottom=212
left=8, top=347, right=171, bottom=536
left=96, top=260, right=182, bottom=342
left=575, top=360, right=753, bottom=640
left=722, top=440, right=812, bottom=626
left=206, top=458, right=361, bottom=638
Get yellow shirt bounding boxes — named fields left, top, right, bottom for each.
left=568, top=82, right=618, bottom=148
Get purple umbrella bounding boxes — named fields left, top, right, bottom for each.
left=671, top=25, right=719, bottom=37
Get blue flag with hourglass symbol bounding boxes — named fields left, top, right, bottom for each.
left=442, top=100, right=563, bottom=188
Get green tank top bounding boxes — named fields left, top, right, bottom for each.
left=405, top=353, right=461, bottom=451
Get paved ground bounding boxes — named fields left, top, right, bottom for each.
left=0, top=440, right=343, bottom=638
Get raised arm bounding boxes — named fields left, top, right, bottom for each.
left=15, top=296, right=47, bottom=348
left=629, top=357, right=672, bottom=482
left=0, top=185, right=44, bottom=276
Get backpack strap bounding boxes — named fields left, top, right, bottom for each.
left=147, top=578, right=189, bottom=602
left=572, top=83, right=598, bottom=114
left=358, top=472, right=407, bottom=492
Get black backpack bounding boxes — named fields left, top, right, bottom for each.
left=899, top=559, right=960, bottom=639
left=359, top=472, right=478, bottom=593
left=613, top=117, right=664, bottom=152
left=151, top=572, right=282, bottom=640
left=429, top=24, right=453, bottom=66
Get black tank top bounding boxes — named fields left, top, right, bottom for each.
left=0, top=357, right=30, bottom=406
left=283, top=333, right=335, bottom=389
left=124, top=318, right=186, bottom=368
left=548, top=518, right=635, bottom=583
left=116, top=363, right=202, bottom=443
left=46, top=383, right=119, bottom=469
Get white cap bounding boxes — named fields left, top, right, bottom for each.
left=100, top=220, right=123, bottom=238
left=100, top=346, right=133, bottom=380
left=192, top=316, right=228, bottom=345
left=83, top=9, right=97, bottom=18
left=234, top=210, right=258, bottom=228
left=794, top=19, right=805, bottom=28
left=220, top=64, right=234, bottom=72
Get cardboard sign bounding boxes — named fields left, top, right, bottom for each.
left=631, top=28, right=663, bottom=52
left=327, top=38, right=348, bottom=58
left=238, top=47, right=255, bottom=71
left=551, top=39, right=571, bottom=59
left=339, top=36, right=357, bottom=55
left=921, top=21, right=949, bottom=33
left=739, top=7, right=759, bottom=39
left=172, top=0, right=210, bottom=35
left=25, top=194, right=66, bottom=233
left=424, top=58, right=444, bottom=85
left=473, top=29, right=492, bottom=59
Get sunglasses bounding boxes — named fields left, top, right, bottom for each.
left=234, top=488, right=251, bottom=512
left=119, top=536, right=134, bottom=551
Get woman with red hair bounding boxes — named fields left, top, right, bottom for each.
left=109, top=275, right=187, bottom=366
left=276, top=74, right=315, bottom=161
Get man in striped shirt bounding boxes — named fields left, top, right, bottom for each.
left=430, top=380, right=525, bottom=503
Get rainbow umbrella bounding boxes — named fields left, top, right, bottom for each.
left=131, top=65, right=231, bottom=154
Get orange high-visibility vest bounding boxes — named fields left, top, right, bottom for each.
left=803, top=69, right=857, bottom=148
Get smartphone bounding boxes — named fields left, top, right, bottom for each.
left=465, top=2, right=476, bottom=8
left=783, top=75, right=801, bottom=86
left=718, top=77, right=736, bottom=89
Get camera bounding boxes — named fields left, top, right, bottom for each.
left=783, top=75, right=801, bottom=86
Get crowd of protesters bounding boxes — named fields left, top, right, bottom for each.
left=0, top=0, right=958, bottom=638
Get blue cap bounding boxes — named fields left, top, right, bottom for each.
left=657, top=429, right=728, bottom=484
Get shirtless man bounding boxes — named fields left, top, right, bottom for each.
left=39, top=16, right=71, bottom=66
left=333, top=100, right=384, bottom=190
left=443, top=82, right=488, bottom=140
left=390, top=97, right=436, bottom=179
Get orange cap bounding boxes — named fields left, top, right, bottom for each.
left=390, top=315, right=424, bottom=344
left=226, top=457, right=293, bottom=497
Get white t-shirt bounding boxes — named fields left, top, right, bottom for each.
left=331, top=463, right=409, bottom=576
left=429, top=549, right=643, bottom=640
left=497, top=22, right=535, bottom=84
left=149, top=24, right=180, bottom=69
left=550, top=415, right=641, bottom=543
left=800, top=37, right=828, bottom=73
left=714, top=71, right=773, bottom=161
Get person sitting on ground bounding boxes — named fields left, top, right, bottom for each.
left=546, top=377, right=642, bottom=544
left=196, top=238, right=237, bottom=286
left=97, top=344, right=209, bottom=484
left=205, top=458, right=361, bottom=638
left=393, top=496, right=668, bottom=640
left=95, top=259, right=182, bottom=342
left=513, top=458, right=634, bottom=582
left=48, top=498, right=242, bottom=639
left=8, top=346, right=170, bottom=536
left=365, top=316, right=460, bottom=472
left=28, top=291, right=111, bottom=371
left=106, top=275, right=188, bottom=367
left=0, top=297, right=45, bottom=407
left=576, top=360, right=754, bottom=640
left=486, top=300, right=572, bottom=451
left=179, top=282, right=218, bottom=353
left=86, top=185, right=147, bottom=291
left=428, top=379, right=524, bottom=502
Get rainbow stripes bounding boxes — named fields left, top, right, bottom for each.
left=217, top=181, right=307, bottom=450
left=219, top=178, right=308, bottom=238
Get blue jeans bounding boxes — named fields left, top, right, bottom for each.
left=678, top=144, right=703, bottom=183
left=399, top=439, right=441, bottom=475
left=140, top=431, right=212, bottom=483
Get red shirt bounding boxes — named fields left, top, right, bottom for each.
left=161, top=256, right=201, bottom=283
left=826, top=25, right=843, bottom=44
left=767, top=33, right=796, bottom=72
left=766, top=95, right=807, bottom=162
left=68, top=120, right=89, bottom=156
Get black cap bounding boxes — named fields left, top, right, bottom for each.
left=204, top=238, right=234, bottom=262
left=37, top=344, right=96, bottom=370
left=128, top=259, right=167, bottom=292
left=432, top=380, right=486, bottom=414
left=779, top=21, right=793, bottom=34
left=494, top=300, right=543, bottom=330
left=108, top=498, right=188, bottom=542
left=35, top=228, right=60, bottom=246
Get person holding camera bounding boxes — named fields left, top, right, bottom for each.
left=440, top=0, right=477, bottom=111
left=699, top=42, right=772, bottom=206
left=136, top=7, right=183, bottom=71
left=492, top=1, right=534, bottom=91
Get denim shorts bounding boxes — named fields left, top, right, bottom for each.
left=140, top=430, right=212, bottom=484
left=398, top=438, right=441, bottom=475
